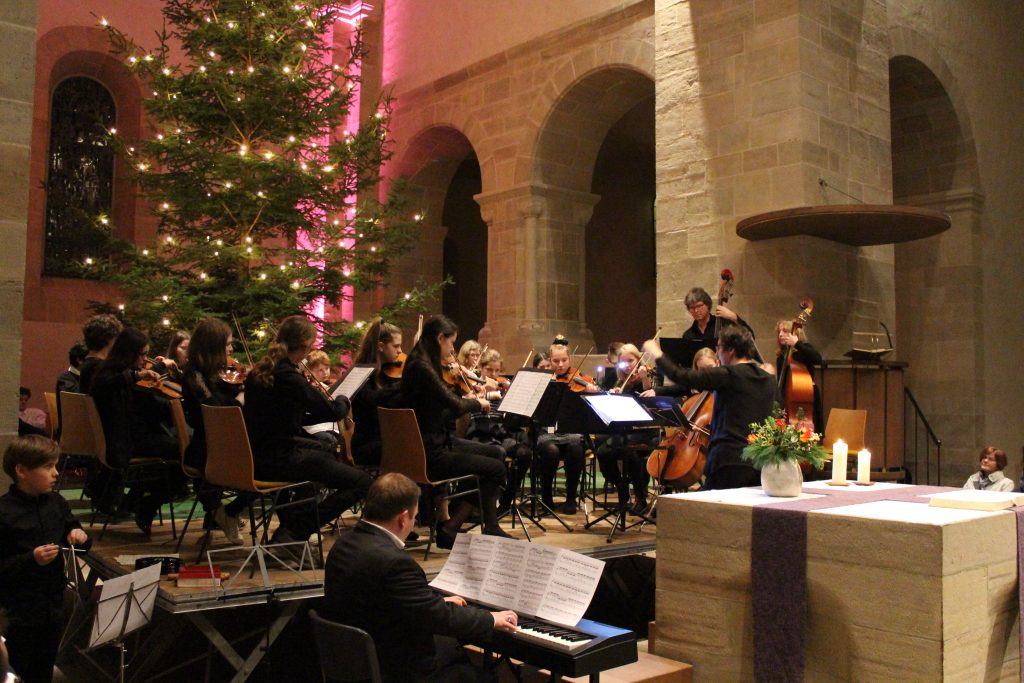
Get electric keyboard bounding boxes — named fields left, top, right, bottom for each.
left=476, top=613, right=638, bottom=681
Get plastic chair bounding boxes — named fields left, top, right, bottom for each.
left=377, top=407, right=483, bottom=559
left=59, top=392, right=173, bottom=539
left=308, top=609, right=382, bottom=683
left=200, top=405, right=322, bottom=564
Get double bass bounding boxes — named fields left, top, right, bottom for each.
left=646, top=390, right=713, bottom=489
left=779, top=298, right=815, bottom=429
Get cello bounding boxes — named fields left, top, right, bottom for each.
left=646, top=390, right=713, bottom=489
left=779, top=298, right=816, bottom=429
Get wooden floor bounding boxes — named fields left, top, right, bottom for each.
left=78, top=495, right=657, bottom=610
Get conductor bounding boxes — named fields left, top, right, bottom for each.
left=322, top=473, right=518, bottom=682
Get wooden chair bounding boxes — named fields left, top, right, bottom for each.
left=200, top=405, right=323, bottom=564
left=309, top=609, right=382, bottom=683
left=377, top=407, right=483, bottom=559
left=44, top=391, right=59, bottom=440
left=47, top=390, right=86, bottom=493
left=170, top=399, right=209, bottom=557
left=823, top=408, right=868, bottom=454
left=58, top=392, right=174, bottom=539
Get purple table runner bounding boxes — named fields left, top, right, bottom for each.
left=750, top=485, right=958, bottom=682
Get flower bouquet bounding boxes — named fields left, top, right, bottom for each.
left=743, top=406, right=827, bottom=496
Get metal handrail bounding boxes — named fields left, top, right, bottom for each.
left=904, top=387, right=942, bottom=485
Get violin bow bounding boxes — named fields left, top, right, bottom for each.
left=569, top=346, right=595, bottom=384
left=617, top=327, right=662, bottom=390
left=522, top=348, right=534, bottom=368
left=230, top=313, right=256, bottom=368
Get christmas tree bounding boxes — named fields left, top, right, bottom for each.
left=87, top=0, right=434, bottom=354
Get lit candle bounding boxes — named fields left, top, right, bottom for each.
left=832, top=439, right=848, bottom=485
left=857, top=449, right=871, bottom=483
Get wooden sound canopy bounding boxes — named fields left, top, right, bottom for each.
left=736, top=205, right=951, bottom=246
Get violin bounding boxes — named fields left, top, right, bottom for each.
left=136, top=357, right=183, bottom=399
left=299, top=358, right=354, bottom=465
left=555, top=369, right=598, bottom=393
left=442, top=354, right=481, bottom=396
left=381, top=352, right=406, bottom=380
left=220, top=357, right=247, bottom=385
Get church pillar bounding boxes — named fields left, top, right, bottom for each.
left=655, top=0, right=894, bottom=357
left=476, top=184, right=599, bottom=360
left=0, top=0, right=36, bottom=444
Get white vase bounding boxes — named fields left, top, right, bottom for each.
left=761, top=460, right=804, bottom=497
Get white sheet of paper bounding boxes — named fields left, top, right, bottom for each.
left=332, top=365, right=374, bottom=399
left=429, top=533, right=605, bottom=627
left=582, top=393, right=654, bottom=425
left=497, top=370, right=553, bottom=417
left=90, top=562, right=161, bottom=647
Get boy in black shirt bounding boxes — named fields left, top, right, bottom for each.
left=0, top=436, right=90, bottom=683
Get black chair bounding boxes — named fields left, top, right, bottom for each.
left=309, top=609, right=382, bottom=683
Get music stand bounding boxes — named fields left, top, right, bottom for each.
left=575, top=394, right=659, bottom=542
left=659, top=337, right=709, bottom=369
left=496, top=369, right=572, bottom=533
left=88, top=563, right=161, bottom=683
left=328, top=363, right=374, bottom=400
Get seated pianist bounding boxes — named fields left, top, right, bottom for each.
left=322, top=473, right=518, bottom=682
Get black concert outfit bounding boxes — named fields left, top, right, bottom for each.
left=243, top=358, right=371, bottom=538
left=655, top=357, right=775, bottom=490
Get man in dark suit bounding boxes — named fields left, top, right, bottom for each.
left=322, top=473, right=518, bottom=682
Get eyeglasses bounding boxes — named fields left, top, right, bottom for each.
left=687, top=303, right=708, bottom=311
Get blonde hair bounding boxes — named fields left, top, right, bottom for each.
left=305, top=349, right=331, bottom=369
left=774, top=319, right=808, bottom=358
left=479, top=348, right=502, bottom=368
left=615, top=343, right=643, bottom=380
left=457, top=340, right=482, bottom=366
left=692, top=347, right=718, bottom=369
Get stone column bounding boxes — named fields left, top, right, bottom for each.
left=0, top=0, right=36, bottom=448
left=476, top=184, right=599, bottom=361
left=656, top=0, right=894, bottom=357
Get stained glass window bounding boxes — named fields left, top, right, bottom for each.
left=43, top=77, right=116, bottom=277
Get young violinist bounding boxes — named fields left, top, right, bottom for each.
left=179, top=318, right=248, bottom=544
left=243, top=316, right=371, bottom=547
left=301, top=350, right=342, bottom=448
left=165, top=330, right=190, bottom=381
left=644, top=325, right=775, bottom=490
left=89, top=327, right=184, bottom=533
left=536, top=340, right=595, bottom=515
left=348, top=317, right=404, bottom=467
left=598, top=344, right=658, bottom=514
left=774, top=319, right=824, bottom=429
left=398, top=315, right=509, bottom=546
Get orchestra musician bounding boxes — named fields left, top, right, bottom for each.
left=598, top=344, right=657, bottom=514
left=644, top=325, right=774, bottom=490
left=88, top=327, right=184, bottom=534
left=532, top=351, right=552, bottom=370
left=463, top=348, right=530, bottom=515
left=348, top=317, right=404, bottom=468
left=243, top=316, right=371, bottom=549
left=179, top=318, right=249, bottom=544
left=301, top=349, right=342, bottom=448
left=681, top=287, right=755, bottom=349
left=597, top=341, right=624, bottom=391
left=774, top=319, right=824, bottom=430
left=537, top=339, right=597, bottom=515
left=398, top=315, right=510, bottom=547
left=457, top=340, right=483, bottom=373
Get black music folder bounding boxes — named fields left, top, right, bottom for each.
left=660, top=337, right=709, bottom=369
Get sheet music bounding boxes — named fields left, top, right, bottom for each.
left=429, top=534, right=605, bottom=628
left=331, top=364, right=374, bottom=399
left=582, top=393, right=654, bottom=425
left=497, top=369, right=553, bottom=417
left=90, top=563, right=161, bottom=647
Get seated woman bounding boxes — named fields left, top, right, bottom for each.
left=243, top=316, right=372, bottom=546
left=399, top=315, right=509, bottom=546
left=348, top=318, right=404, bottom=467
left=179, top=318, right=249, bottom=544
left=963, top=446, right=1014, bottom=492
left=301, top=350, right=342, bottom=448
left=89, top=327, right=183, bottom=534
left=598, top=344, right=658, bottom=514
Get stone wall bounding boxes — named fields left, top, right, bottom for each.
left=0, top=1, right=37, bottom=439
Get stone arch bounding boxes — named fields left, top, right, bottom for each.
left=518, top=40, right=655, bottom=191
left=888, top=27, right=985, bottom=484
left=383, top=125, right=486, bottom=328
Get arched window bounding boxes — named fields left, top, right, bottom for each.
left=43, top=77, right=116, bottom=277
